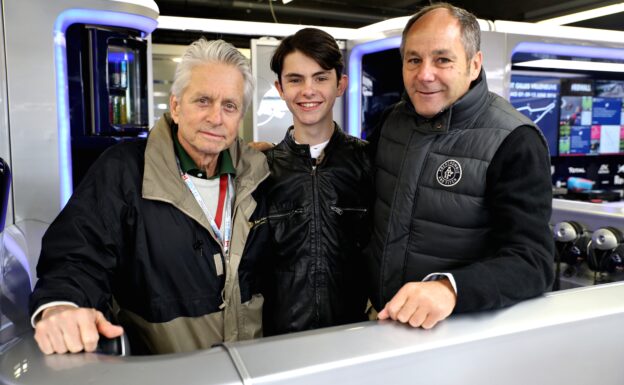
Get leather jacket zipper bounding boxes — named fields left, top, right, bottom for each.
left=329, top=206, right=368, bottom=215
left=249, top=208, right=305, bottom=228
left=311, top=160, right=321, bottom=323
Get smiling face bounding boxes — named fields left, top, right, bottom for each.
left=170, top=62, right=244, bottom=164
left=402, top=8, right=482, bottom=118
left=275, top=50, right=347, bottom=133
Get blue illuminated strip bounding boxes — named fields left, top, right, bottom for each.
left=512, top=42, right=624, bottom=61
left=53, top=9, right=157, bottom=207
left=347, top=36, right=401, bottom=138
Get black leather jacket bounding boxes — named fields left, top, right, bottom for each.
left=261, top=125, right=374, bottom=335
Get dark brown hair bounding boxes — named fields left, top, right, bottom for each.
left=271, top=28, right=344, bottom=86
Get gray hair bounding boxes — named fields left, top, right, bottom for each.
left=170, top=38, right=254, bottom=114
left=400, top=2, right=481, bottom=61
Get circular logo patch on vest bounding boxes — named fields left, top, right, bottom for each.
left=436, top=159, right=462, bottom=187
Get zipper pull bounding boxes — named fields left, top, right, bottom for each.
left=250, top=217, right=267, bottom=228
left=193, top=240, right=204, bottom=257
left=330, top=206, right=343, bottom=215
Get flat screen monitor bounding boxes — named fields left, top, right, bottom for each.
left=509, top=75, right=560, bottom=156
left=558, top=79, right=624, bottom=157
left=509, top=75, right=624, bottom=159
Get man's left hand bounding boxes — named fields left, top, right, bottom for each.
left=377, top=279, right=456, bottom=329
left=247, top=141, right=275, bottom=152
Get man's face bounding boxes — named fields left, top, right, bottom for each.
left=402, top=9, right=482, bottom=119
left=275, top=50, right=347, bottom=131
left=170, top=62, right=244, bottom=159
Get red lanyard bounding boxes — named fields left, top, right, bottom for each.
left=214, top=174, right=228, bottom=228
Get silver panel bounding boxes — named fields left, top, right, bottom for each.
left=0, top=339, right=242, bottom=385
left=229, top=283, right=624, bottom=385
left=1, top=283, right=623, bottom=384
left=0, top=4, right=12, bottom=226
left=551, top=198, right=624, bottom=230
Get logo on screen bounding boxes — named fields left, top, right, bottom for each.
left=257, top=86, right=289, bottom=127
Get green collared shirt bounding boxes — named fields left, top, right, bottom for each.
left=172, top=125, right=235, bottom=180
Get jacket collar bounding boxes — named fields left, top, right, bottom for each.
left=142, top=113, right=269, bottom=231
left=281, top=122, right=347, bottom=157
left=171, top=123, right=236, bottom=179
left=400, top=69, right=490, bottom=134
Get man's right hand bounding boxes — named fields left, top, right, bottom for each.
left=33, top=305, right=124, bottom=354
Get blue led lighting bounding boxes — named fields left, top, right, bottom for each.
left=513, top=42, right=624, bottom=61
left=54, top=9, right=157, bottom=208
left=347, top=36, right=401, bottom=138
left=109, top=52, right=136, bottom=62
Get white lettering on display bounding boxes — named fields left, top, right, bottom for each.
left=614, top=175, right=624, bottom=186
left=568, top=167, right=586, bottom=174
left=509, top=91, right=558, bottom=98
left=570, top=83, right=592, bottom=92
left=618, top=164, right=624, bottom=173
left=509, top=81, right=557, bottom=99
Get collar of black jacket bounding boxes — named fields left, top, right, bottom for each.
left=400, top=68, right=490, bottom=134
left=280, top=122, right=347, bottom=158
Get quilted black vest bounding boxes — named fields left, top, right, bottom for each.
left=367, top=72, right=544, bottom=310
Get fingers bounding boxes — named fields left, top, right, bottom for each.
left=62, top=320, right=85, bottom=353
left=35, top=323, right=68, bottom=354
left=35, top=307, right=96, bottom=354
left=248, top=141, right=275, bottom=152
left=380, top=284, right=410, bottom=321
left=396, top=296, right=419, bottom=324
left=377, top=281, right=456, bottom=329
left=420, top=313, right=441, bottom=330
left=34, top=328, right=55, bottom=355
left=79, top=311, right=103, bottom=352
left=95, top=311, right=124, bottom=339
left=34, top=307, right=121, bottom=354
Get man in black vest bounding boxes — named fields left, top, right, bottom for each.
left=367, top=3, right=554, bottom=329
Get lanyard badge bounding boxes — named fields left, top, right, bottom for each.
left=177, top=158, right=233, bottom=256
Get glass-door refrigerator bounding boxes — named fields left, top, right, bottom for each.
left=66, top=24, right=150, bottom=188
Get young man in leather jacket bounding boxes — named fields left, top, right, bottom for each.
left=260, top=28, right=374, bottom=335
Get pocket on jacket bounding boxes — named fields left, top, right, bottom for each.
left=330, top=205, right=371, bottom=250
left=249, top=208, right=305, bottom=229
left=238, top=293, right=264, bottom=340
